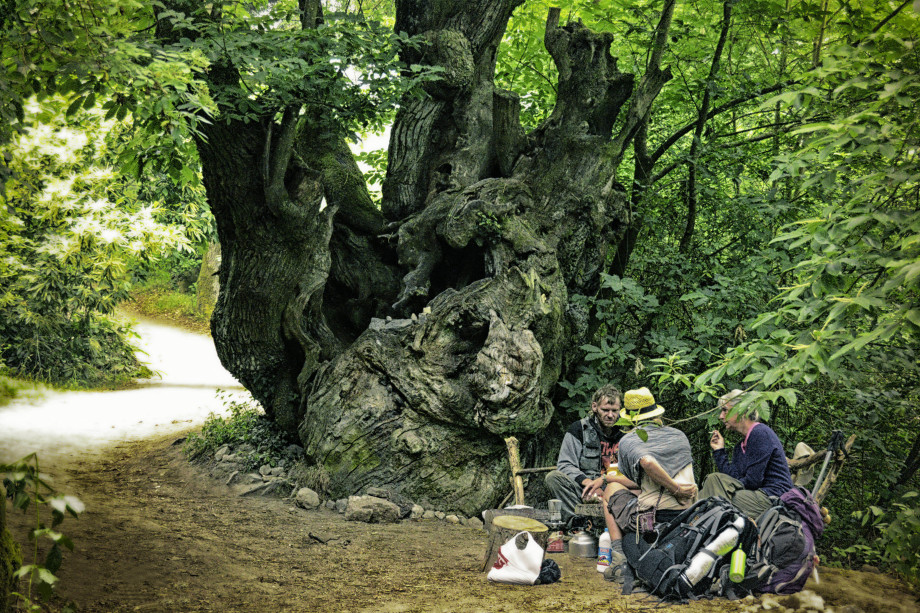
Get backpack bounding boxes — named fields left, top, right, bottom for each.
left=749, top=486, right=824, bottom=594
left=622, top=497, right=758, bottom=602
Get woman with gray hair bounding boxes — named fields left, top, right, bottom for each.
left=698, top=390, right=794, bottom=518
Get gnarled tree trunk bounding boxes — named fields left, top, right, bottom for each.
left=187, top=0, right=674, bottom=516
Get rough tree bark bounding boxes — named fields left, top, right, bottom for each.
left=178, top=0, right=675, bottom=516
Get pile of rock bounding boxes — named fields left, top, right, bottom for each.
left=208, top=443, right=300, bottom=498
left=204, top=443, right=484, bottom=530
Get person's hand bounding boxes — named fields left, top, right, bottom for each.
left=710, top=429, right=724, bottom=450
left=581, top=477, right=605, bottom=501
left=672, top=482, right=697, bottom=500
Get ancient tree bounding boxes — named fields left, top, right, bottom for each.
left=167, top=0, right=676, bottom=515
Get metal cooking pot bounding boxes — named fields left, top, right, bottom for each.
left=568, top=530, right=597, bottom=558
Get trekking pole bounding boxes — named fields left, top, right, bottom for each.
left=812, top=430, right=842, bottom=494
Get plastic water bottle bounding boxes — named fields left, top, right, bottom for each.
left=683, top=527, right=739, bottom=584
left=597, top=528, right=612, bottom=572
left=729, top=548, right=747, bottom=582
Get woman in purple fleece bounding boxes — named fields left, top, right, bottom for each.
left=698, top=389, right=794, bottom=518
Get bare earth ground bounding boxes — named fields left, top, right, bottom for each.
left=6, top=431, right=919, bottom=613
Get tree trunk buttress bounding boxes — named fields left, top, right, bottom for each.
left=298, top=4, right=644, bottom=516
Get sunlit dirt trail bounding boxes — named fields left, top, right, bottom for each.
left=0, top=314, right=245, bottom=467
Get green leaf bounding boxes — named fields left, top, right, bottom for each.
left=37, top=567, right=58, bottom=586
left=905, top=309, right=920, bottom=330
left=45, top=544, right=63, bottom=574
left=65, top=97, right=84, bottom=117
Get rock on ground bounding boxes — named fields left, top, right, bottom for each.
left=295, top=487, right=321, bottom=510
left=344, top=495, right=401, bottom=523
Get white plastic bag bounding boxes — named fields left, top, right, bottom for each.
left=487, top=531, right=545, bottom=585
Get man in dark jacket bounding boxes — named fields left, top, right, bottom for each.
left=544, top=384, right=624, bottom=520
left=699, top=389, right=794, bottom=518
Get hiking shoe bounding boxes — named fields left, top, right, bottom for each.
left=603, top=562, right=625, bottom=583
left=603, top=550, right=627, bottom=584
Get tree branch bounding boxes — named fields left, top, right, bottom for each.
left=609, top=0, right=676, bottom=165
left=679, top=0, right=733, bottom=254
left=650, top=80, right=793, bottom=165
left=872, top=0, right=912, bottom=34
left=263, top=106, right=301, bottom=207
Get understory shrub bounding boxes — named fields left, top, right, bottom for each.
left=838, top=492, right=920, bottom=589
left=2, top=454, right=83, bottom=611
left=1, top=314, right=151, bottom=388
left=184, top=392, right=296, bottom=471
left=0, top=98, right=185, bottom=387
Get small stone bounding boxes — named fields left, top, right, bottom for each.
left=466, top=517, right=484, bottom=530
left=295, top=487, right=321, bottom=510
left=410, top=504, right=424, bottom=519
left=259, top=464, right=272, bottom=477
left=335, top=499, right=348, bottom=513
left=422, top=510, right=436, bottom=520
left=445, top=514, right=460, bottom=524
left=270, top=467, right=284, bottom=477
left=434, top=511, right=446, bottom=520
left=325, top=500, right=336, bottom=510
left=215, top=444, right=231, bottom=460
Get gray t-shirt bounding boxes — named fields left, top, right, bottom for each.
left=618, top=424, right=695, bottom=509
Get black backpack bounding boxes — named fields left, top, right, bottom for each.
left=622, top=497, right=758, bottom=601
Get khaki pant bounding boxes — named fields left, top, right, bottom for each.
left=698, top=473, right=773, bottom=519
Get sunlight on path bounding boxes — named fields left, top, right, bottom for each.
left=0, top=315, right=246, bottom=466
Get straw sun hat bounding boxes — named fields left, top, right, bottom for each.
left=621, top=387, right=666, bottom=424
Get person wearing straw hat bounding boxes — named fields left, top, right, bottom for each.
left=544, top=384, right=626, bottom=521
left=600, top=387, right=698, bottom=583
left=698, top=389, right=794, bottom=519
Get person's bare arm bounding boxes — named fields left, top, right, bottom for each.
left=604, top=472, right=638, bottom=489
left=639, top=455, right=697, bottom=500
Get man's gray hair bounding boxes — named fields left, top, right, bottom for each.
left=718, top=389, right=758, bottom=419
left=717, top=389, right=744, bottom=408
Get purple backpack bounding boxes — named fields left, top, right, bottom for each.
left=752, top=487, right=824, bottom=594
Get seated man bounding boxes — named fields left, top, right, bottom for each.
left=698, top=389, right=794, bottom=519
left=544, top=384, right=624, bottom=521
left=601, top=387, right=698, bottom=582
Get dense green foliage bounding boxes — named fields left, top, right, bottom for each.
left=0, top=0, right=430, bottom=388
left=503, top=0, right=920, bottom=575
left=184, top=392, right=296, bottom=471
left=0, top=99, right=192, bottom=385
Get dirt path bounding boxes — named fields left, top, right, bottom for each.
left=5, top=431, right=917, bottom=613
left=4, top=315, right=917, bottom=612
